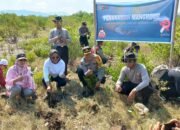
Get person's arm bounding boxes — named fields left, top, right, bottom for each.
left=65, top=30, right=71, bottom=44
left=59, top=60, right=65, bottom=78
left=115, top=67, right=126, bottom=92
left=6, top=67, right=23, bottom=87
left=87, top=27, right=91, bottom=37
left=79, top=27, right=83, bottom=36
left=43, top=59, right=50, bottom=86
left=134, top=66, right=150, bottom=92
left=0, top=68, right=6, bottom=86
left=97, top=49, right=108, bottom=62
left=116, top=67, right=126, bottom=87
left=79, top=61, right=89, bottom=76
left=48, top=30, right=59, bottom=44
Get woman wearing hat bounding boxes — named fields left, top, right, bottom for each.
left=0, top=59, right=8, bottom=87
left=6, top=53, right=36, bottom=106
left=42, top=49, right=66, bottom=96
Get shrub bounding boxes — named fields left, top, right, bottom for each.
left=26, top=51, right=36, bottom=62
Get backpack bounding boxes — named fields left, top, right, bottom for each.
left=150, top=65, right=171, bottom=89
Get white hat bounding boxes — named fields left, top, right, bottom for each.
left=0, top=59, right=8, bottom=66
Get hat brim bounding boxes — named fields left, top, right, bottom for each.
left=84, top=52, right=91, bottom=55
left=17, top=57, right=27, bottom=60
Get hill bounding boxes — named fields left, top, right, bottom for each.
left=0, top=10, right=69, bottom=16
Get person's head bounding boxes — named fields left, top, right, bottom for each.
left=49, top=49, right=60, bottom=64
left=16, top=53, right=27, bottom=68
left=131, top=42, right=140, bottom=53
left=52, top=16, right=62, bottom=28
left=82, top=21, right=87, bottom=27
left=97, top=41, right=103, bottom=46
left=123, top=52, right=137, bottom=68
left=0, top=59, right=8, bottom=68
left=82, top=46, right=92, bottom=60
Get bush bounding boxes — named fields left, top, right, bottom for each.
left=26, top=51, right=36, bottom=62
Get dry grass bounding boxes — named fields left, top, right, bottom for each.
left=0, top=71, right=179, bottom=130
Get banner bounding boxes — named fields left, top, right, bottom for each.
left=95, top=0, right=177, bottom=43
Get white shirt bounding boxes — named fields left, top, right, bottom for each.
left=43, top=58, right=65, bottom=83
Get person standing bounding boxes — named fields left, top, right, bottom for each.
left=79, top=21, right=91, bottom=47
left=49, top=16, right=71, bottom=75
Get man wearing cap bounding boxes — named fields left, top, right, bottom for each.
left=42, top=49, right=66, bottom=97
left=115, top=52, right=153, bottom=104
left=76, top=46, right=105, bottom=97
left=124, top=42, right=140, bottom=54
left=79, top=21, right=91, bottom=47
left=49, top=16, right=71, bottom=75
left=0, top=59, right=8, bottom=87
left=6, top=53, right=36, bottom=107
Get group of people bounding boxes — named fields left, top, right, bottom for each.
left=0, top=15, right=179, bottom=129
left=0, top=16, right=179, bottom=111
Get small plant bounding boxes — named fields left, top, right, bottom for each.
left=26, top=51, right=36, bottom=62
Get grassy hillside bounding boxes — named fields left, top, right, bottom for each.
left=0, top=12, right=179, bottom=130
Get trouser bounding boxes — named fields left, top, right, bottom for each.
left=102, top=57, right=108, bottom=64
left=9, top=85, right=34, bottom=100
left=52, top=46, right=69, bottom=75
left=79, top=36, right=89, bottom=47
left=120, top=81, right=153, bottom=105
left=42, top=76, right=66, bottom=90
left=76, top=67, right=105, bottom=87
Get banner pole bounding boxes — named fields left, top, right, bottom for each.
left=93, top=0, right=97, bottom=47
left=169, top=0, right=179, bottom=67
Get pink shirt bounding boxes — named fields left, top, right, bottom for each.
left=6, top=64, right=35, bottom=90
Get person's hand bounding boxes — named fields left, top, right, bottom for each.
left=17, top=75, right=24, bottom=81
left=127, top=88, right=137, bottom=102
left=59, top=37, right=67, bottom=43
left=95, top=81, right=100, bottom=89
left=115, top=84, right=122, bottom=92
left=12, top=75, right=24, bottom=85
left=150, top=122, right=163, bottom=130
left=167, top=119, right=180, bottom=130
left=47, top=85, right=52, bottom=93
left=85, top=69, right=93, bottom=76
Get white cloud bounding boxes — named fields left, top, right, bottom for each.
left=17, top=0, right=32, bottom=2
left=35, top=1, right=48, bottom=11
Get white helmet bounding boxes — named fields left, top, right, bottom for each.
left=0, top=59, right=8, bottom=66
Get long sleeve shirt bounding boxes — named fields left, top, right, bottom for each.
left=43, top=58, right=65, bottom=84
left=49, top=28, right=71, bottom=47
left=6, top=65, right=35, bottom=90
left=0, top=67, right=6, bottom=87
left=168, top=67, right=180, bottom=94
left=116, top=63, right=150, bottom=92
left=79, top=26, right=90, bottom=36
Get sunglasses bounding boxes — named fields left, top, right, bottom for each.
left=51, top=56, right=60, bottom=60
left=19, top=59, right=27, bottom=62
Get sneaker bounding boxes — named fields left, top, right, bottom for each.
left=32, top=93, right=37, bottom=100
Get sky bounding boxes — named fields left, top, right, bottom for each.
left=0, top=0, right=179, bottom=15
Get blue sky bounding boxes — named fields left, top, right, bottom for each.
left=0, top=0, right=179, bottom=15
